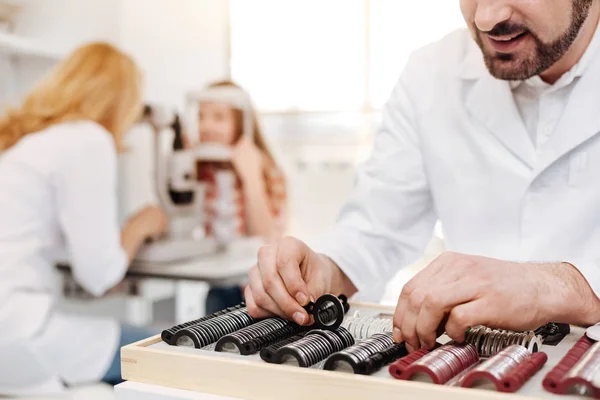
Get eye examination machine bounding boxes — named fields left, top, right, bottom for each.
left=134, top=86, right=258, bottom=264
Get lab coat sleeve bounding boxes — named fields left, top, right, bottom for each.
left=312, top=63, right=436, bottom=301
left=55, top=124, right=128, bottom=297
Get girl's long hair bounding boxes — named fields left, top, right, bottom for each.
left=207, top=80, right=287, bottom=223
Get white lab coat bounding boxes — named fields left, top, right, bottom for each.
left=0, top=121, right=127, bottom=395
left=315, top=29, right=600, bottom=302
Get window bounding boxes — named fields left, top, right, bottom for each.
left=229, top=0, right=465, bottom=112
left=368, top=0, right=465, bottom=108
left=230, top=0, right=366, bottom=112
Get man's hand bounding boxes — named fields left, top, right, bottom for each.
left=393, top=252, right=600, bottom=352
left=245, top=236, right=357, bottom=325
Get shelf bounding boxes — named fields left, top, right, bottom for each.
left=0, top=32, right=63, bottom=60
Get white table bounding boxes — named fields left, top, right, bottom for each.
left=129, top=247, right=256, bottom=285
left=115, top=382, right=240, bottom=400
left=57, top=239, right=260, bottom=325
left=135, top=251, right=256, bottom=324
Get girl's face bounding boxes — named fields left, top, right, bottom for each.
left=198, top=102, right=237, bottom=145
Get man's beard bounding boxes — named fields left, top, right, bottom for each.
left=474, top=0, right=593, bottom=80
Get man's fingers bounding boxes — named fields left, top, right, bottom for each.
left=247, top=265, right=286, bottom=318
left=400, top=289, right=426, bottom=351
left=416, top=304, right=445, bottom=350
left=415, top=282, right=479, bottom=349
left=444, top=300, right=487, bottom=342
left=393, top=257, right=447, bottom=343
left=244, top=285, right=272, bottom=319
left=393, top=290, right=405, bottom=343
left=277, top=238, right=312, bottom=306
left=257, top=244, right=309, bottom=325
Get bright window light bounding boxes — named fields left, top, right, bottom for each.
left=368, top=0, right=465, bottom=108
left=230, top=1, right=466, bottom=112
left=230, top=0, right=365, bottom=112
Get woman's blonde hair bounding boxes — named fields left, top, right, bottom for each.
left=0, top=42, right=142, bottom=151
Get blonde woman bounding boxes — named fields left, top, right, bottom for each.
left=0, top=42, right=167, bottom=392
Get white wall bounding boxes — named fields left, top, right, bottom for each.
left=5, top=0, right=230, bottom=112
left=13, top=0, right=121, bottom=52
left=3, top=0, right=438, bottom=304
left=116, top=0, right=230, bottom=218
left=0, top=57, right=15, bottom=105
left=4, top=0, right=231, bottom=218
left=119, top=0, right=230, bottom=112
left=2, top=0, right=121, bottom=107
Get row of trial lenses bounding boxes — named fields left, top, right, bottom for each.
left=306, top=294, right=350, bottom=331
left=174, top=307, right=256, bottom=348
left=310, top=329, right=353, bottom=353
left=277, top=328, right=355, bottom=368
left=481, top=330, right=540, bottom=357
left=245, top=323, right=305, bottom=354
left=466, top=326, right=542, bottom=357
left=358, top=341, right=409, bottom=375
left=341, top=317, right=393, bottom=340
left=445, top=363, right=480, bottom=387
left=314, top=305, right=339, bottom=327
left=469, top=344, right=531, bottom=381
left=279, top=334, right=335, bottom=368
left=324, top=333, right=394, bottom=373
left=215, top=317, right=297, bottom=355
left=260, top=334, right=306, bottom=363
left=412, top=342, right=479, bottom=384
left=564, top=341, right=600, bottom=386
left=161, top=303, right=245, bottom=345
left=542, top=335, right=595, bottom=395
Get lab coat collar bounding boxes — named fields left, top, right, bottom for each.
left=533, top=40, right=600, bottom=179
left=460, top=23, right=600, bottom=173
left=461, top=37, right=536, bottom=169
left=530, top=17, right=600, bottom=178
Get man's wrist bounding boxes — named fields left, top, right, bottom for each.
left=538, top=262, right=600, bottom=326
left=563, top=262, right=600, bottom=325
left=321, top=254, right=358, bottom=297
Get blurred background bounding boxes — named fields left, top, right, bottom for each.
left=0, top=1, right=465, bottom=396
left=0, top=0, right=462, bottom=321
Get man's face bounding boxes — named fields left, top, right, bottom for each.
left=461, top=0, right=593, bottom=80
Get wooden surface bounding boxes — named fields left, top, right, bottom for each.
left=121, top=304, right=584, bottom=400
left=115, top=381, right=241, bottom=400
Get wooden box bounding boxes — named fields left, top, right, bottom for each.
left=121, top=303, right=584, bottom=400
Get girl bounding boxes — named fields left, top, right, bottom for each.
left=196, top=81, right=287, bottom=313
left=0, top=42, right=167, bottom=394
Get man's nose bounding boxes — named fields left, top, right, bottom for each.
left=474, top=0, right=513, bottom=32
